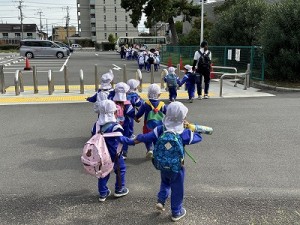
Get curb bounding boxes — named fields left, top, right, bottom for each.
left=252, top=82, right=300, bottom=92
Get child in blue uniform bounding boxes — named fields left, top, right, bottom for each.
left=135, top=84, right=167, bottom=158
left=179, top=65, right=196, bottom=103
left=86, top=70, right=115, bottom=136
left=164, top=67, right=180, bottom=102
left=97, top=100, right=135, bottom=202
left=136, top=102, right=203, bottom=222
left=113, top=82, right=135, bottom=159
left=127, top=79, right=143, bottom=138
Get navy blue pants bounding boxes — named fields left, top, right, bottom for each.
left=98, top=156, right=126, bottom=196
left=196, top=71, right=210, bottom=95
left=168, top=87, right=177, bottom=101
left=158, top=168, right=185, bottom=216
left=187, top=84, right=195, bottom=100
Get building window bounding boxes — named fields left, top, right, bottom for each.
left=103, top=6, right=106, bottom=13
left=104, top=15, right=106, bottom=22
left=90, top=5, right=95, bottom=9
left=114, top=0, right=116, bottom=4
left=91, top=14, right=95, bottom=18
left=15, top=33, right=21, bottom=38
left=115, top=24, right=117, bottom=31
left=125, top=24, right=128, bottom=31
left=126, top=32, right=128, bottom=37
left=2, top=33, right=8, bottom=38
left=115, top=7, right=117, bottom=13
left=104, top=33, right=107, bottom=39
left=115, top=16, right=117, bottom=22
left=91, top=23, right=95, bottom=27
left=125, top=15, right=128, bottom=22
left=92, top=32, right=96, bottom=36
left=103, top=0, right=105, bottom=4
left=27, top=33, right=33, bottom=37
left=104, top=24, right=106, bottom=31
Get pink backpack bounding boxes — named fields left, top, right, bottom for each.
left=115, top=101, right=131, bottom=126
left=81, top=132, right=123, bottom=178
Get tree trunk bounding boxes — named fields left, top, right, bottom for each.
left=168, top=17, right=178, bottom=45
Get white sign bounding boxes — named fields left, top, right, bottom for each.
left=228, top=49, right=232, bottom=60
left=235, top=49, right=241, bottom=62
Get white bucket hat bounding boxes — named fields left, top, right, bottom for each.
left=100, top=70, right=114, bottom=90
left=163, top=102, right=188, bottom=134
left=168, top=66, right=176, bottom=74
left=113, top=82, right=130, bottom=101
left=148, top=83, right=161, bottom=100
left=184, top=65, right=193, bottom=73
left=127, top=79, right=140, bottom=91
left=98, top=100, right=117, bottom=125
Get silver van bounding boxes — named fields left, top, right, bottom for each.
left=20, top=40, right=69, bottom=59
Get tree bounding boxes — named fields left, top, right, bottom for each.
left=121, top=0, right=200, bottom=45
left=210, top=0, right=267, bottom=46
left=260, top=0, right=300, bottom=81
left=108, top=34, right=115, bottom=44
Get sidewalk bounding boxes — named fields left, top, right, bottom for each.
left=0, top=79, right=275, bottom=105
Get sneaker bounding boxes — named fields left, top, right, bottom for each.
left=146, top=150, right=153, bottom=159
left=156, top=202, right=165, bottom=212
left=171, top=208, right=186, bottom=222
left=122, top=152, right=127, bottom=160
left=189, top=99, right=193, bottom=103
left=198, top=95, right=202, bottom=100
left=114, top=187, right=129, bottom=198
left=204, top=94, right=209, bottom=99
left=99, top=189, right=111, bottom=202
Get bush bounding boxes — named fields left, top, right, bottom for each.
left=0, top=45, right=18, bottom=51
left=101, top=42, right=115, bottom=51
left=260, top=0, right=300, bottom=82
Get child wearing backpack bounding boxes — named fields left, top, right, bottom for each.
left=164, top=67, right=180, bottom=102
left=127, top=79, right=143, bottom=138
left=113, top=82, right=135, bottom=159
left=135, top=102, right=204, bottom=222
left=86, top=70, right=115, bottom=136
left=179, top=65, right=196, bottom=103
left=96, top=100, right=136, bottom=202
left=135, top=84, right=167, bottom=159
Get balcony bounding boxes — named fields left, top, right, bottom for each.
left=90, top=18, right=96, bottom=23
left=91, top=27, right=96, bottom=32
left=90, top=9, right=95, bottom=14
left=90, top=0, right=95, bottom=5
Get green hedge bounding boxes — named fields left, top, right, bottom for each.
left=0, top=45, right=19, bottom=50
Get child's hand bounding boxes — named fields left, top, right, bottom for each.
left=134, top=117, right=141, bottom=123
left=134, top=139, right=140, bottom=144
left=183, top=120, right=190, bottom=127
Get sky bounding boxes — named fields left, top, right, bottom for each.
left=0, top=0, right=147, bottom=35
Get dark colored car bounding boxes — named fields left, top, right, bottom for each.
left=54, top=41, right=73, bottom=53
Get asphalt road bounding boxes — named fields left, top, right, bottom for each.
left=2, top=51, right=164, bottom=88
left=0, top=92, right=300, bottom=224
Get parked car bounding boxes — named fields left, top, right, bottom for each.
left=19, top=40, right=69, bottom=59
left=54, top=41, right=73, bottom=53
left=71, top=44, right=82, bottom=49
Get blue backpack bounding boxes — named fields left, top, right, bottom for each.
left=153, top=130, right=185, bottom=173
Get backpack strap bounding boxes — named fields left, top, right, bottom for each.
left=146, top=100, right=164, bottom=111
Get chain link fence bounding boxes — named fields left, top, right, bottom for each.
left=160, top=45, right=265, bottom=81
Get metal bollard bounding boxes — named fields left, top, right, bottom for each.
left=161, top=69, right=168, bottom=89
left=136, top=69, right=142, bottom=92
left=32, top=65, right=38, bottom=94
left=14, top=70, right=20, bottom=96
left=246, top=63, right=251, bottom=88
left=94, top=64, right=99, bottom=91
left=150, top=64, right=155, bottom=84
left=123, top=64, right=127, bottom=82
left=0, top=65, right=5, bottom=94
left=18, top=71, right=24, bottom=92
left=80, top=69, right=84, bottom=94
left=48, top=70, right=53, bottom=95
left=64, top=65, right=69, bottom=93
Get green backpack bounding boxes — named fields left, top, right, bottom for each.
left=146, top=100, right=165, bottom=130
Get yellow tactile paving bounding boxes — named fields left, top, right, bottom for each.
left=0, top=84, right=216, bottom=104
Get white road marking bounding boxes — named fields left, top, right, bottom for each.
left=59, top=55, right=70, bottom=72
left=112, top=64, right=122, bottom=71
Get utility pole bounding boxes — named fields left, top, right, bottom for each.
left=65, top=6, right=70, bottom=44
left=17, top=0, right=24, bottom=40
left=37, top=9, right=43, bottom=37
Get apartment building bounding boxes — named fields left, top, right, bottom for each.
left=0, top=24, right=39, bottom=45
left=77, top=0, right=139, bottom=43
left=52, top=26, right=76, bottom=42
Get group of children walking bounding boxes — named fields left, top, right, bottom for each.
left=84, top=69, right=212, bottom=222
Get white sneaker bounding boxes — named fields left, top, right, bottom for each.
left=198, top=95, right=202, bottom=100
left=204, top=94, right=209, bottom=99
left=156, top=202, right=165, bottom=212
left=146, top=150, right=153, bottom=159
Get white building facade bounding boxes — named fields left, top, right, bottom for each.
left=77, top=0, right=139, bottom=43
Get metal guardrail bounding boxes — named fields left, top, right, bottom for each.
left=219, top=64, right=250, bottom=97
